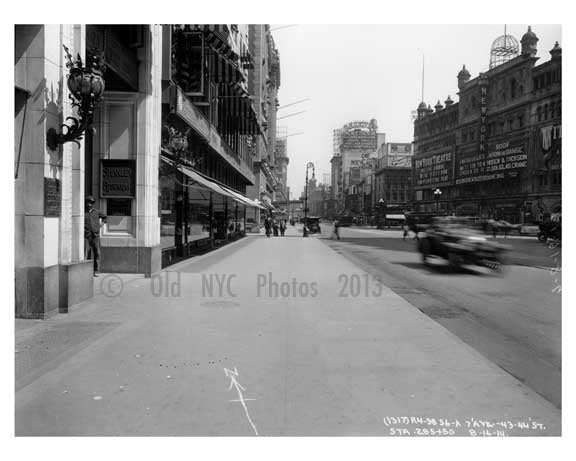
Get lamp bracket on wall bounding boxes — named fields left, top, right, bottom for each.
left=47, top=45, right=106, bottom=151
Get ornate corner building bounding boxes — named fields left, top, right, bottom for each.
left=14, top=25, right=279, bottom=319
left=412, top=27, right=561, bottom=223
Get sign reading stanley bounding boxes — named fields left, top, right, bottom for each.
left=100, top=159, right=136, bottom=198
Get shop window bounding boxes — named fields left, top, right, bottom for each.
left=106, top=198, right=133, bottom=233
left=159, top=170, right=177, bottom=249
left=101, top=97, right=137, bottom=237
left=186, top=199, right=210, bottom=243
left=107, top=104, right=134, bottom=159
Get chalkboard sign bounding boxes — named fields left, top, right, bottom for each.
left=44, top=178, right=61, bottom=217
left=100, top=159, right=136, bottom=198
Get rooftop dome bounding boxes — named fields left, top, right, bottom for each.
left=457, top=65, right=470, bottom=79
left=489, top=33, right=520, bottom=69
left=417, top=101, right=427, bottom=110
left=520, top=26, right=539, bottom=56
left=521, top=26, right=538, bottom=43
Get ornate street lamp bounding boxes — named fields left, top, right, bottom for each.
left=378, top=197, right=387, bottom=229
left=303, top=162, right=315, bottom=237
left=47, top=45, right=106, bottom=151
left=433, top=188, right=442, bottom=214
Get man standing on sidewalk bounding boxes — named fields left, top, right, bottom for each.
left=84, top=196, right=107, bottom=277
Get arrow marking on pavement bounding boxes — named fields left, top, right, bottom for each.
left=224, top=367, right=259, bottom=436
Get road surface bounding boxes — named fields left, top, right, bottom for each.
left=320, top=226, right=561, bottom=408
left=15, top=229, right=561, bottom=436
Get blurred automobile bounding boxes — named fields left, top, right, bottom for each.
left=496, top=220, right=522, bottom=234
left=405, top=211, right=438, bottom=234
left=417, top=217, right=510, bottom=272
left=480, top=219, right=521, bottom=235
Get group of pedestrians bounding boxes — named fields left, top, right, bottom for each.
left=264, top=216, right=287, bottom=237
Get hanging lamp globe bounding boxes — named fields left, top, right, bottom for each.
left=47, top=45, right=106, bottom=151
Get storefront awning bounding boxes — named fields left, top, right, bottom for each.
left=218, top=184, right=267, bottom=210
left=161, top=154, right=264, bottom=209
left=175, top=24, right=238, bottom=61
left=161, top=154, right=236, bottom=199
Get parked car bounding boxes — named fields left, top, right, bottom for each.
left=418, top=217, right=510, bottom=272
left=302, top=216, right=321, bottom=234
left=538, top=221, right=561, bottom=242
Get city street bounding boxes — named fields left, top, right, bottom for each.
left=321, top=225, right=561, bottom=408
left=16, top=229, right=561, bottom=436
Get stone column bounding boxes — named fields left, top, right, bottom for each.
left=135, top=24, right=162, bottom=275
left=15, top=25, right=93, bottom=319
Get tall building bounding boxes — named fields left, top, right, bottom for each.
left=373, top=142, right=414, bottom=216
left=412, top=27, right=561, bottom=223
left=274, top=126, right=290, bottom=203
left=330, top=119, right=385, bottom=214
left=14, top=24, right=274, bottom=318
left=245, top=25, right=282, bottom=211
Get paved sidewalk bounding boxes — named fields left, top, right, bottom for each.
left=15, top=235, right=560, bottom=436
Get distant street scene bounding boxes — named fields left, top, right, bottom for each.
left=15, top=23, right=561, bottom=439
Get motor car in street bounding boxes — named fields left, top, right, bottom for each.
left=418, top=217, right=510, bottom=272
left=538, top=220, right=562, bottom=242
left=334, top=215, right=355, bottom=227
left=302, top=216, right=321, bottom=234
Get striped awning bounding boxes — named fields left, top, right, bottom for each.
left=218, top=184, right=267, bottom=210
left=175, top=24, right=238, bottom=60
left=161, top=154, right=236, bottom=200
left=161, top=154, right=264, bottom=209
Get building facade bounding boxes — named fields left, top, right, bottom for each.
left=245, top=25, right=282, bottom=213
left=15, top=24, right=274, bottom=319
left=330, top=119, right=385, bottom=215
left=412, top=27, right=561, bottom=223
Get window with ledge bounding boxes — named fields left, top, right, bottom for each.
left=101, top=96, right=137, bottom=236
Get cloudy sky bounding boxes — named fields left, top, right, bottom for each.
left=271, top=24, right=562, bottom=199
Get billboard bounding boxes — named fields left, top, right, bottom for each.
left=414, top=151, right=453, bottom=188
left=455, top=141, right=527, bottom=185
left=388, top=143, right=412, bottom=154
left=275, top=138, right=287, bottom=158
left=341, top=120, right=378, bottom=151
